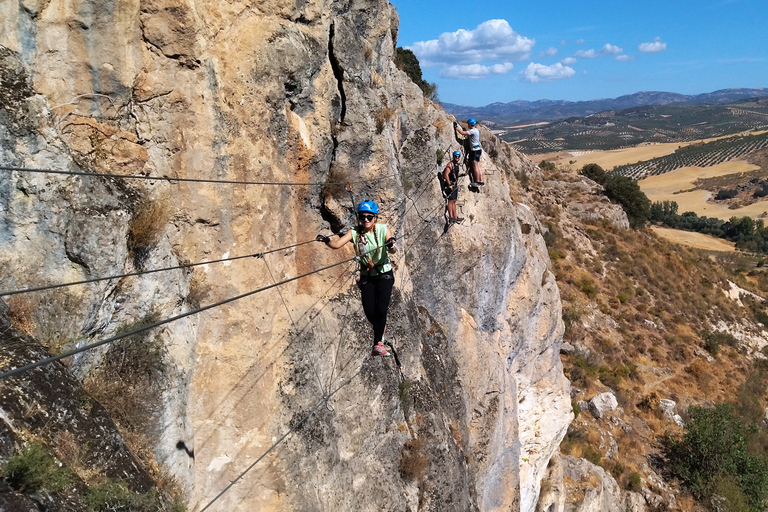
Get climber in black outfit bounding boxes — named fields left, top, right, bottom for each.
left=317, top=200, right=396, bottom=357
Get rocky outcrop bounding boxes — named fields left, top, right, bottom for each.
left=0, top=1, right=571, bottom=510
left=0, top=300, right=156, bottom=507
left=561, top=455, right=646, bottom=512
left=588, top=392, right=619, bottom=420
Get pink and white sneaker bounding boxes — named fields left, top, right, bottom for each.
left=372, top=342, right=391, bottom=357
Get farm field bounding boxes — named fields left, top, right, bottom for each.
left=532, top=142, right=687, bottom=169
left=505, top=97, right=768, bottom=153
left=638, top=160, right=768, bottom=220
left=649, top=226, right=736, bottom=252
left=531, top=130, right=768, bottom=171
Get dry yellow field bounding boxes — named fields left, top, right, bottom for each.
left=507, top=121, right=550, bottom=129
left=532, top=130, right=768, bottom=170
left=540, top=142, right=686, bottom=169
left=650, top=226, right=736, bottom=252
left=638, top=160, right=768, bottom=220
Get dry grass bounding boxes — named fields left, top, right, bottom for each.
left=374, top=107, right=395, bottom=134
left=542, top=199, right=768, bottom=507
left=650, top=226, right=736, bottom=252
left=186, top=270, right=211, bottom=309
left=400, top=437, right=428, bottom=482
left=7, top=295, right=37, bottom=335
left=83, top=328, right=168, bottom=485
left=128, top=195, right=172, bottom=268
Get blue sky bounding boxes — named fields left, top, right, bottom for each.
left=389, top=0, right=768, bottom=106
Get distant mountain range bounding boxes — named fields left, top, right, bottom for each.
left=442, top=88, right=768, bottom=126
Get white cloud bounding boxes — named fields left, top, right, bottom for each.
left=616, top=54, right=635, bottom=62
left=560, top=40, right=567, bottom=46
left=600, top=43, right=623, bottom=55
left=521, top=62, right=576, bottom=83
left=574, top=49, right=597, bottom=58
left=639, top=37, right=667, bottom=53
left=561, top=57, right=577, bottom=65
left=439, top=62, right=514, bottom=79
left=539, top=47, right=558, bottom=57
left=409, top=19, right=534, bottom=67
left=576, top=39, right=586, bottom=44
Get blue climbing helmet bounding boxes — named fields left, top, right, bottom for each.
left=357, top=200, right=379, bottom=215
left=467, top=118, right=477, bottom=126
left=453, top=150, right=462, bottom=157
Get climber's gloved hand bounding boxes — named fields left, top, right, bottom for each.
left=385, top=237, right=396, bottom=249
left=316, top=234, right=331, bottom=244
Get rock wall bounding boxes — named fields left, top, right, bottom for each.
left=0, top=1, right=571, bottom=510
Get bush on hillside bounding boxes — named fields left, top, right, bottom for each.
left=716, top=189, right=739, bottom=200
left=664, top=404, right=768, bottom=511
left=581, top=163, right=606, bottom=184
left=539, top=160, right=556, bottom=172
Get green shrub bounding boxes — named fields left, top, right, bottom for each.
left=539, top=160, right=556, bottom=172
left=399, top=379, right=413, bottom=411
left=583, top=445, right=602, bottom=465
left=612, top=462, right=625, bottom=479
left=577, top=275, right=597, bottom=298
left=702, top=331, right=721, bottom=356
left=701, top=329, right=739, bottom=356
left=754, top=310, right=768, bottom=327
left=581, top=163, right=651, bottom=228
left=716, top=189, right=739, bottom=200
left=84, top=480, right=164, bottom=512
left=664, top=403, right=768, bottom=511
left=3, top=442, right=74, bottom=493
left=581, top=163, right=606, bottom=184
left=627, top=471, right=643, bottom=492
left=572, top=401, right=581, bottom=419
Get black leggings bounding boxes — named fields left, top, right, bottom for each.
left=358, top=270, right=394, bottom=345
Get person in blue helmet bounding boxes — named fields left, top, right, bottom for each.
left=454, top=118, right=484, bottom=186
left=443, top=150, right=464, bottom=222
left=317, top=200, right=396, bottom=357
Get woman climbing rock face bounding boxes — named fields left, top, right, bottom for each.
left=317, top=200, right=397, bottom=357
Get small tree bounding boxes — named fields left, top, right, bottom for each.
left=602, top=174, right=651, bottom=229
left=580, top=163, right=651, bottom=229
left=395, top=48, right=438, bottom=101
left=580, top=163, right=606, bottom=184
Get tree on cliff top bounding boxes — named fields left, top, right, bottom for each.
left=395, top=48, right=438, bottom=101
left=580, top=163, right=651, bottom=229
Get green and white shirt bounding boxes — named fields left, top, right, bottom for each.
left=351, top=224, right=392, bottom=276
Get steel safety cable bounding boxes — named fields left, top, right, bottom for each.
left=0, top=239, right=394, bottom=379
left=0, top=165, right=398, bottom=187
left=0, top=253, right=370, bottom=380
left=198, top=363, right=365, bottom=512
left=0, top=238, right=330, bottom=297
left=324, top=273, right=362, bottom=393
left=261, top=257, right=327, bottom=395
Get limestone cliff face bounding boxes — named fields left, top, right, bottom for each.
left=0, top=1, right=571, bottom=510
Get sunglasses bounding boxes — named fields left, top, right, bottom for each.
left=358, top=213, right=376, bottom=222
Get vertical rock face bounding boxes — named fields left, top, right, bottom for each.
left=0, top=1, right=571, bottom=511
